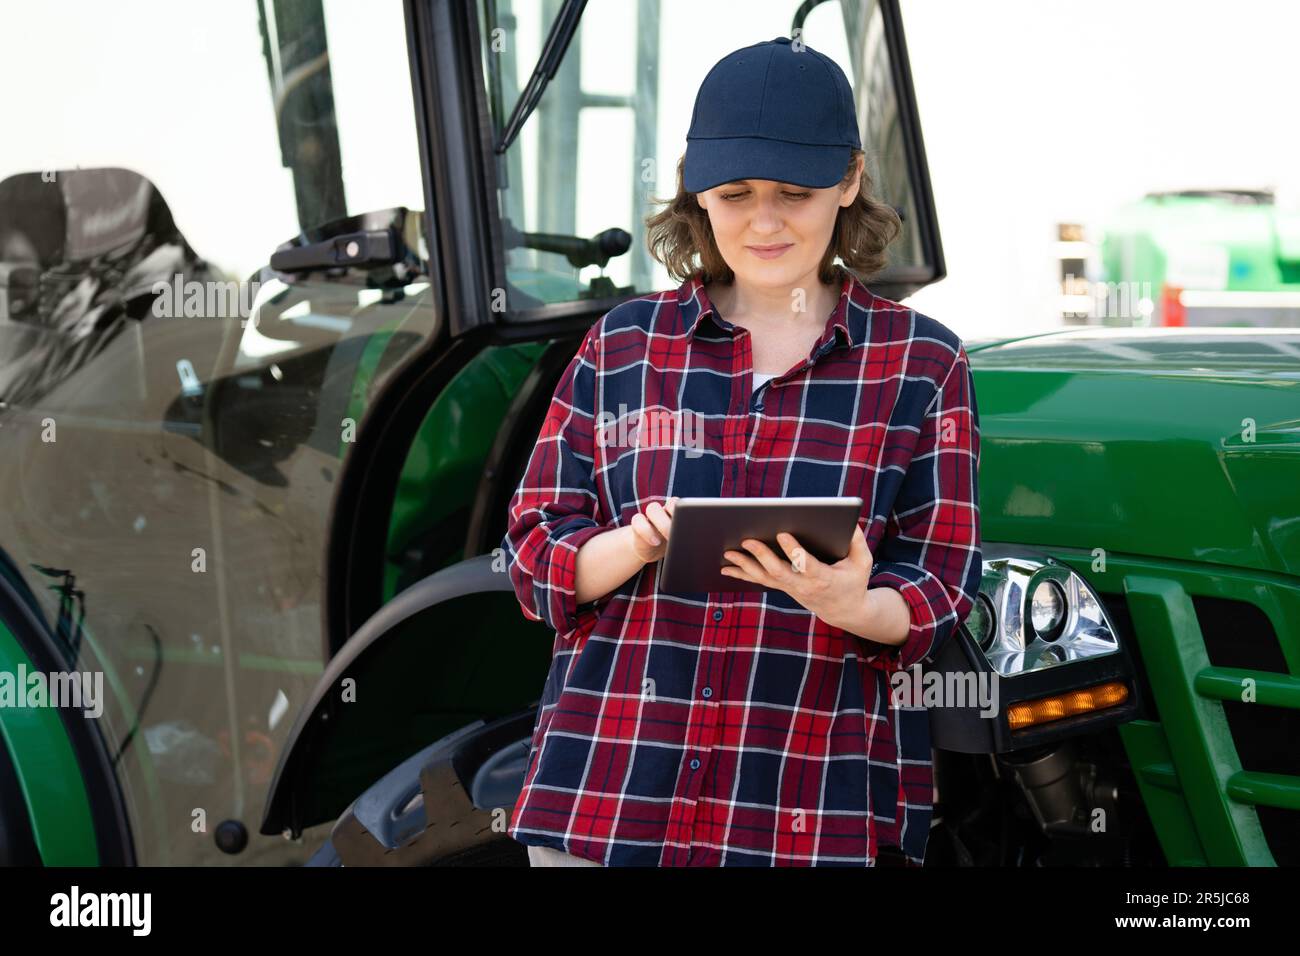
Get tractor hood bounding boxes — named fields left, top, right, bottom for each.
left=969, top=327, right=1300, bottom=577
left=967, top=326, right=1300, bottom=376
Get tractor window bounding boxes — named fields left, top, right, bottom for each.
left=1, top=0, right=424, bottom=282
left=0, top=0, right=429, bottom=866
left=476, top=0, right=939, bottom=311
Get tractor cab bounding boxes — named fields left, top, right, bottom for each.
left=0, top=0, right=941, bottom=866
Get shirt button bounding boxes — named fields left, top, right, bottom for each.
left=712, top=609, right=723, bottom=621
left=689, top=758, right=701, bottom=770
left=702, top=687, right=712, bottom=699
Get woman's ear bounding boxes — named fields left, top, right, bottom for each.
left=840, top=154, right=865, bottom=208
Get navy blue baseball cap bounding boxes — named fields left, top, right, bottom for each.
left=683, top=35, right=861, bottom=194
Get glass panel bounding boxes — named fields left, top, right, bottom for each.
left=476, top=0, right=931, bottom=309
left=0, top=0, right=430, bottom=864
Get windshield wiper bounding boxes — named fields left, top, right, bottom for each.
left=494, top=0, right=588, bottom=153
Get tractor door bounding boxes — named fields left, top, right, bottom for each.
left=259, top=0, right=948, bottom=862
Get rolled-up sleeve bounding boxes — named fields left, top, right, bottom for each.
left=501, top=318, right=613, bottom=637
left=865, top=344, right=982, bottom=671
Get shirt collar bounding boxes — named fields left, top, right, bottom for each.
left=677, top=266, right=863, bottom=352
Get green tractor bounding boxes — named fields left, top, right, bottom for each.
left=0, top=0, right=1295, bottom=868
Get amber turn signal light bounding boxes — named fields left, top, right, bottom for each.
left=1007, top=681, right=1129, bottom=731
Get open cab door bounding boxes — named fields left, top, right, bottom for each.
left=471, top=0, right=945, bottom=345
left=260, top=0, right=945, bottom=863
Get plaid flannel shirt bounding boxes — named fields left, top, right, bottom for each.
left=502, top=265, right=982, bottom=866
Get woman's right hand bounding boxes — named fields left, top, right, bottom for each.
left=629, top=496, right=679, bottom=565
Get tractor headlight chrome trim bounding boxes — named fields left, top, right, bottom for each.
left=973, top=556, right=1120, bottom=676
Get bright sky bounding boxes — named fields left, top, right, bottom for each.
left=900, top=0, right=1300, bottom=337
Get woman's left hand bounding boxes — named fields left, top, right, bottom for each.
left=720, top=523, right=874, bottom=631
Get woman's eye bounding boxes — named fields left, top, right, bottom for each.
left=720, top=191, right=809, bottom=201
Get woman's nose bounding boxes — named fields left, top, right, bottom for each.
left=748, top=196, right=785, bottom=232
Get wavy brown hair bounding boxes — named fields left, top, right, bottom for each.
left=644, top=148, right=902, bottom=286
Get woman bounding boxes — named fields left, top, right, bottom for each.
left=503, top=36, right=982, bottom=867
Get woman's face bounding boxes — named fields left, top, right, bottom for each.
left=694, top=153, right=863, bottom=289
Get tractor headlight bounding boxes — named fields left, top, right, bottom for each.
left=969, top=555, right=1119, bottom=676
left=1030, top=579, right=1067, bottom=641
left=965, top=592, right=996, bottom=651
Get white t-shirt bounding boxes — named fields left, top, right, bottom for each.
left=752, top=371, right=776, bottom=392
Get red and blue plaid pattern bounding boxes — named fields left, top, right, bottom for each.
left=503, top=266, right=982, bottom=865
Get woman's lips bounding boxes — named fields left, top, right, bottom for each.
left=747, top=243, right=792, bottom=259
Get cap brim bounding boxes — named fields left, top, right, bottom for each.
left=683, top=137, right=852, bottom=193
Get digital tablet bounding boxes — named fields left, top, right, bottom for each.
left=659, top=496, right=864, bottom=595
